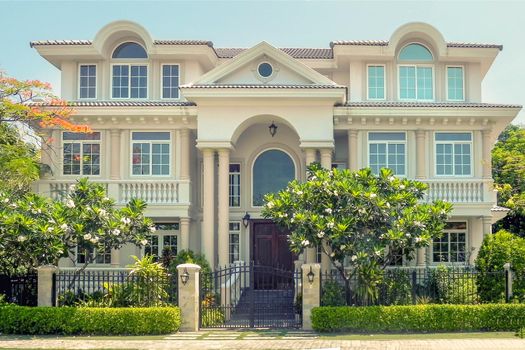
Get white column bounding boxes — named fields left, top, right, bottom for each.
left=319, top=148, right=332, bottom=272
left=217, top=148, right=230, bottom=267
left=347, top=130, right=358, bottom=171
left=111, top=249, right=120, bottom=267
left=202, top=149, right=216, bottom=268
left=320, top=148, right=332, bottom=169
left=482, top=216, right=492, bottom=236
left=109, top=129, right=121, bottom=180
left=180, top=217, right=190, bottom=252
left=40, top=129, right=53, bottom=179
left=416, top=248, right=426, bottom=266
left=180, top=129, right=191, bottom=180
left=415, top=129, right=426, bottom=179
left=304, top=148, right=317, bottom=263
left=482, top=129, right=492, bottom=179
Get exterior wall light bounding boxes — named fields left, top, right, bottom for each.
left=242, top=212, right=251, bottom=228
left=180, top=268, right=190, bottom=285
left=269, top=121, right=278, bottom=137
left=307, top=266, right=315, bottom=284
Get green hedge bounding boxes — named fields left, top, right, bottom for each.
left=312, top=304, right=525, bottom=332
left=0, top=306, right=181, bottom=335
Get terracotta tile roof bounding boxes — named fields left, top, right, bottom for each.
left=341, top=101, right=521, bottom=109
left=182, top=84, right=345, bottom=89
left=28, top=101, right=196, bottom=107
left=154, top=39, right=213, bottom=46
left=330, top=40, right=503, bottom=51
left=30, top=39, right=503, bottom=53
left=492, top=205, right=510, bottom=212
left=214, top=47, right=333, bottom=59
left=330, top=40, right=389, bottom=47
left=30, top=40, right=92, bottom=47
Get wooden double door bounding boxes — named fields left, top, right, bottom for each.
left=251, top=220, right=295, bottom=271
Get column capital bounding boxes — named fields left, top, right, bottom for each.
left=481, top=128, right=492, bottom=136
left=180, top=128, right=191, bottom=136
left=217, top=148, right=231, bottom=157
left=180, top=217, right=191, bottom=224
left=347, top=129, right=358, bottom=137
left=201, top=148, right=215, bottom=156
left=415, top=129, right=426, bottom=138
left=109, top=128, right=122, bottom=136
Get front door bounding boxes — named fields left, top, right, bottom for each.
left=251, top=220, right=295, bottom=289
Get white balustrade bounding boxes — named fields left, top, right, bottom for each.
left=421, top=179, right=489, bottom=203
left=38, top=180, right=190, bottom=205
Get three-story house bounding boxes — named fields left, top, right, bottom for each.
left=31, top=20, right=520, bottom=271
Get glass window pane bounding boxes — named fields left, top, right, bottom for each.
left=253, top=150, right=295, bottom=206
left=132, top=132, right=170, bottom=141
left=369, top=132, right=406, bottom=141
left=399, top=44, right=433, bottom=61
left=435, top=133, right=472, bottom=141
left=112, top=42, right=148, bottom=59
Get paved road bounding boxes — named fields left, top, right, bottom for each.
left=1, top=338, right=525, bottom=350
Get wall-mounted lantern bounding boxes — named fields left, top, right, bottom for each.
left=180, top=268, right=190, bottom=285
left=268, top=121, right=278, bottom=137
left=307, top=266, right=315, bottom=284
left=242, top=212, right=251, bottom=228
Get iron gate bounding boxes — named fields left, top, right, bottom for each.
left=200, top=261, right=302, bottom=328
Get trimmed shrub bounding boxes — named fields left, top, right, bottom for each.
left=321, top=280, right=346, bottom=306
left=0, top=306, right=181, bottom=335
left=476, top=230, right=525, bottom=302
left=312, top=304, right=525, bottom=332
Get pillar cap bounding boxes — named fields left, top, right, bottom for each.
left=176, top=263, right=201, bottom=271
left=37, top=265, right=58, bottom=272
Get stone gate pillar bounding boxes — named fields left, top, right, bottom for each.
left=177, top=263, right=201, bottom=331
left=37, top=265, right=58, bottom=307
left=302, top=263, right=321, bottom=330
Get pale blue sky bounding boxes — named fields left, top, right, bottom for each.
left=1, top=0, right=524, bottom=122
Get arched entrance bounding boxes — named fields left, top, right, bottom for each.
left=251, top=148, right=297, bottom=280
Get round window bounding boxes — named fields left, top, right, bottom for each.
left=257, top=62, right=273, bottom=78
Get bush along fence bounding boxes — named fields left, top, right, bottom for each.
left=56, top=268, right=178, bottom=307
left=321, top=265, right=514, bottom=307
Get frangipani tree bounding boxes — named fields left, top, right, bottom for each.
left=0, top=178, right=154, bottom=274
left=262, top=164, right=452, bottom=303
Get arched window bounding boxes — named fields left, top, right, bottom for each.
left=252, top=149, right=295, bottom=206
left=399, top=43, right=433, bottom=61
left=112, top=42, right=148, bottom=59
left=111, top=42, right=148, bottom=99
left=398, top=43, right=434, bottom=100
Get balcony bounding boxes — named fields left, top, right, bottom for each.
left=420, top=179, right=495, bottom=204
left=35, top=179, right=190, bottom=206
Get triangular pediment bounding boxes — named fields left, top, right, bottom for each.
left=193, top=41, right=337, bottom=86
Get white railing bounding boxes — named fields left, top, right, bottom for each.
left=421, top=179, right=493, bottom=203
left=37, top=179, right=190, bottom=205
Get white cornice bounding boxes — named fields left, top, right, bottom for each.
left=181, top=87, right=346, bottom=101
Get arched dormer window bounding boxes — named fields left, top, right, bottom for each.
left=398, top=43, right=434, bottom=101
left=112, top=42, right=148, bottom=59
left=111, top=42, right=148, bottom=99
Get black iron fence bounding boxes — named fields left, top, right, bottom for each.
left=56, top=268, right=177, bottom=307
left=321, top=266, right=507, bottom=306
left=0, top=272, right=38, bottom=306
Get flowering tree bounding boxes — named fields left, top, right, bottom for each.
left=262, top=164, right=452, bottom=303
left=0, top=178, right=153, bottom=274
left=0, top=72, right=88, bottom=132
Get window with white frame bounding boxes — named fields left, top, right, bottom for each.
left=144, top=223, right=179, bottom=261
left=447, top=66, right=464, bottom=101
left=111, top=42, right=148, bottom=99
left=229, top=163, right=241, bottom=207
left=368, top=132, right=406, bottom=176
left=229, top=222, right=241, bottom=264
left=79, top=64, right=96, bottom=99
left=131, top=132, right=171, bottom=176
left=162, top=64, right=180, bottom=99
left=63, top=132, right=101, bottom=175
left=398, top=43, right=434, bottom=100
left=76, top=245, right=111, bottom=264
left=433, top=221, right=467, bottom=263
left=435, top=132, right=472, bottom=176
left=367, top=65, right=385, bottom=100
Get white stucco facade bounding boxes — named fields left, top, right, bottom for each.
left=31, top=21, right=521, bottom=269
